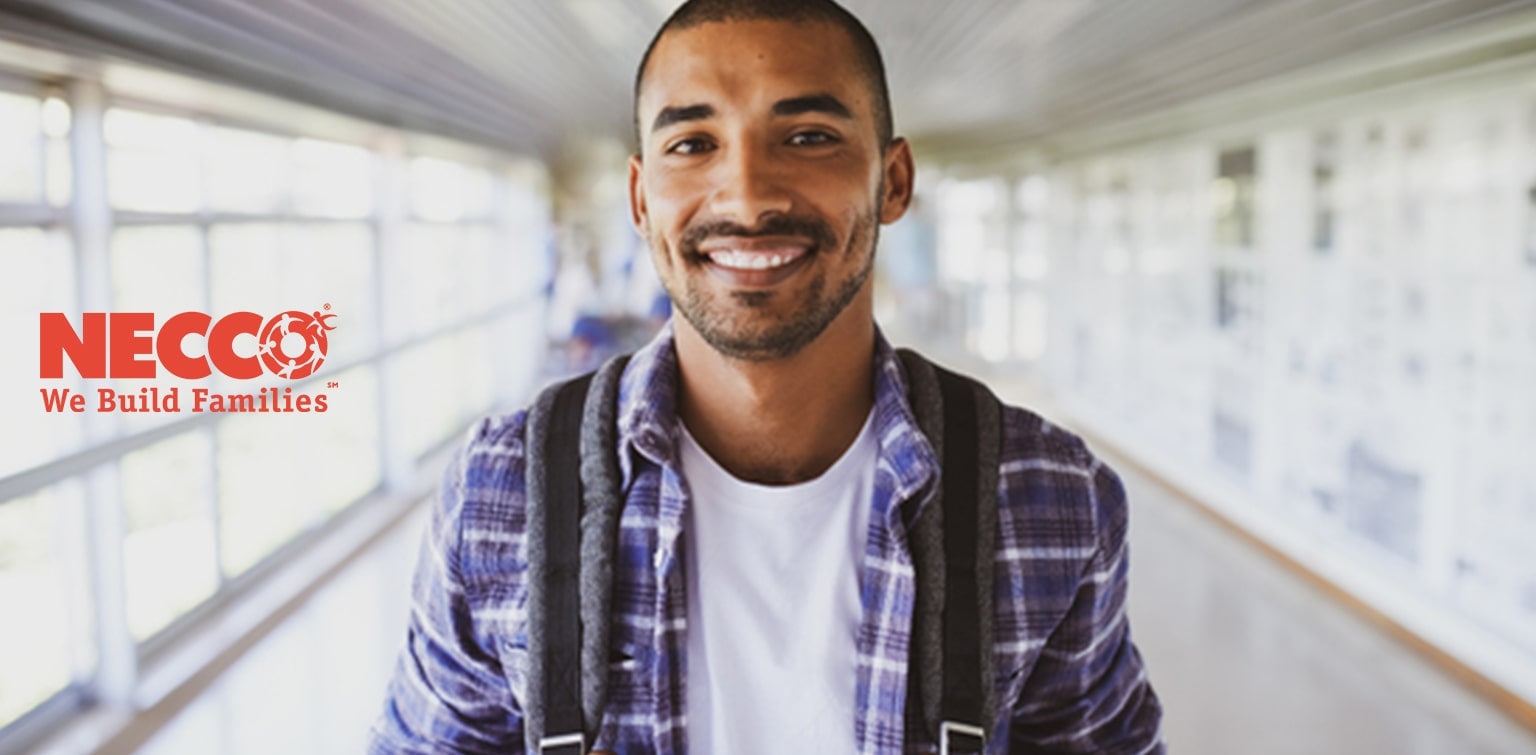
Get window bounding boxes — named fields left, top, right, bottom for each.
left=1313, top=132, right=1338, bottom=252
left=0, top=75, right=549, bottom=745
left=1214, top=146, right=1257, bottom=248
left=0, top=482, right=89, bottom=731
left=120, top=433, right=217, bottom=640
left=0, top=228, right=79, bottom=480
left=208, top=223, right=377, bottom=368
left=0, top=92, right=69, bottom=206
left=0, top=87, right=90, bottom=735
left=108, top=226, right=205, bottom=433
left=204, top=125, right=289, bottom=214
left=291, top=139, right=373, bottom=219
left=104, top=108, right=201, bottom=213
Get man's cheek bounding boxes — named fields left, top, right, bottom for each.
left=650, top=233, right=682, bottom=274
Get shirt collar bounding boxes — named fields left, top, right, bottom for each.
left=614, top=320, right=940, bottom=511
left=615, top=319, right=682, bottom=486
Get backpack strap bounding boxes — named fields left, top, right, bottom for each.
left=524, top=354, right=630, bottom=754
left=526, top=348, right=998, bottom=753
left=898, top=349, right=1001, bottom=754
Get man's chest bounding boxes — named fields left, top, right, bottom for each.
left=573, top=467, right=1059, bottom=754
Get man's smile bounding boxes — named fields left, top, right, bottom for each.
left=694, top=235, right=815, bottom=287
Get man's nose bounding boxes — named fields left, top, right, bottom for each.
left=706, top=143, right=792, bottom=226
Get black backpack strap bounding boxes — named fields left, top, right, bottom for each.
left=524, top=354, right=631, bottom=754
left=934, top=364, right=995, bottom=754
left=539, top=371, right=591, bottom=755
left=897, top=349, right=1001, bottom=754
left=527, top=347, right=997, bottom=752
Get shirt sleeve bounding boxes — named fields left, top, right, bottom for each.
left=1007, top=460, right=1164, bottom=754
left=369, top=418, right=528, bottom=754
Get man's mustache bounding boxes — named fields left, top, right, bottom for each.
left=678, top=215, right=838, bottom=258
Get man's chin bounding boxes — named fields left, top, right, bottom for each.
left=686, top=317, right=825, bottom=363
left=700, top=331, right=799, bottom=362
left=672, top=257, right=866, bottom=363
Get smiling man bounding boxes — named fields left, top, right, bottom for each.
left=372, top=1, right=1163, bottom=754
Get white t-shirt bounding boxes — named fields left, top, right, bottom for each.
left=678, top=410, right=877, bottom=755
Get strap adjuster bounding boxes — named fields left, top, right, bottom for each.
left=539, top=731, right=585, bottom=754
left=939, top=720, right=986, bottom=755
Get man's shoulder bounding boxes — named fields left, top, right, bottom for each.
left=993, top=400, right=1098, bottom=474
left=457, top=409, right=531, bottom=480
left=441, top=409, right=533, bottom=534
left=991, top=397, right=1128, bottom=546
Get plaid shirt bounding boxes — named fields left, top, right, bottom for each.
left=372, top=325, right=1163, bottom=754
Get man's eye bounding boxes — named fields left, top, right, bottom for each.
left=788, top=131, right=838, bottom=147
left=666, top=138, right=714, bottom=155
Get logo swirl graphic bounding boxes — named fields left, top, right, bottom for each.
left=257, top=309, right=338, bottom=380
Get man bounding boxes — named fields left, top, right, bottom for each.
left=371, top=1, right=1163, bottom=753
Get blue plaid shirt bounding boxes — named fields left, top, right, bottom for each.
left=372, top=325, right=1163, bottom=754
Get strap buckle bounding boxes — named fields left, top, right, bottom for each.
left=939, top=720, right=986, bottom=755
left=539, top=731, right=586, bottom=754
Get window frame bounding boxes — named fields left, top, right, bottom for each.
left=0, top=66, right=551, bottom=753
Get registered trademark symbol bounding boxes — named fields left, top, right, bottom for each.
left=327, top=380, right=339, bottom=389
left=323, top=303, right=331, bottom=311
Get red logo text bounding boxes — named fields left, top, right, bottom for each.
left=40, top=308, right=337, bottom=380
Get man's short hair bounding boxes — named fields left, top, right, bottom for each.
left=633, top=0, right=894, bottom=149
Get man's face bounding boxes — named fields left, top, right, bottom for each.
left=629, top=18, right=913, bottom=362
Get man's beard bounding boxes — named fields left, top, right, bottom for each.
left=659, top=205, right=880, bottom=363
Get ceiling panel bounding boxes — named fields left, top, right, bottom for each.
left=0, top=0, right=1532, bottom=159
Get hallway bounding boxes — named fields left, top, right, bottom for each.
left=121, top=375, right=1536, bottom=755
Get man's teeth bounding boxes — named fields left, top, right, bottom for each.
left=708, top=250, right=799, bottom=270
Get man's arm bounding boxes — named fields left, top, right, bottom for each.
left=1007, top=460, right=1164, bottom=754
left=370, top=416, right=529, bottom=754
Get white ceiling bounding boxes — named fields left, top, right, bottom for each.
left=2, top=0, right=1533, bottom=159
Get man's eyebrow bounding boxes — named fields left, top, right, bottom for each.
left=772, top=94, right=853, bottom=120
left=651, top=104, right=714, bottom=133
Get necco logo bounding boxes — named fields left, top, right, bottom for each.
left=38, top=306, right=337, bottom=414
left=40, top=306, right=337, bottom=380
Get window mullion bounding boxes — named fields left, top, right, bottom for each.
left=66, top=77, right=137, bottom=707
left=374, top=143, right=412, bottom=492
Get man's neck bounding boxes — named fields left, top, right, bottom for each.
left=673, top=309, right=876, bottom=486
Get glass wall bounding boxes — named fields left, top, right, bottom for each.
left=0, top=87, right=91, bottom=736
left=0, top=69, right=550, bottom=745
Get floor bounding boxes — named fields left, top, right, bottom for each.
left=1111, top=449, right=1536, bottom=754
left=128, top=403, right=1536, bottom=754
left=131, top=507, right=425, bottom=755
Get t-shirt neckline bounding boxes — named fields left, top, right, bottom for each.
left=676, top=406, right=878, bottom=506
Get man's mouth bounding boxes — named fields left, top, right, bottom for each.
left=704, top=246, right=809, bottom=271
left=693, top=238, right=816, bottom=287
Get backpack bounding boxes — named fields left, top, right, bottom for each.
left=521, top=349, right=1002, bottom=755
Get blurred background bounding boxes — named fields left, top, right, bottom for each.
left=0, top=0, right=1534, bottom=753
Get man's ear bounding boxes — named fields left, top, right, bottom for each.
left=628, top=153, right=649, bottom=236
left=879, top=137, right=915, bottom=225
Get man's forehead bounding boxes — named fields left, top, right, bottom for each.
left=638, top=18, right=869, bottom=112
